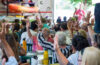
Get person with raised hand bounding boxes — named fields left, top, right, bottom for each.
left=37, top=30, right=71, bottom=63
left=0, top=23, right=18, bottom=65
left=54, top=34, right=89, bottom=65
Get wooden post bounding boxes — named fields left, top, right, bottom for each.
left=7, top=0, right=9, bottom=16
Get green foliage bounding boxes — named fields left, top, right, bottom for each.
left=71, top=0, right=92, bottom=5
left=86, top=0, right=92, bottom=4
left=74, top=0, right=81, bottom=3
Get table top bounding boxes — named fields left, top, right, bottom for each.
left=50, top=63, right=59, bottom=65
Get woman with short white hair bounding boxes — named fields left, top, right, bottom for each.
left=81, top=47, right=100, bottom=65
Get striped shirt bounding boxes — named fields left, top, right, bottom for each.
left=37, top=32, right=71, bottom=63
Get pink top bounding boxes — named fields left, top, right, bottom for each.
left=75, top=9, right=85, bottom=21
left=33, top=36, right=43, bottom=51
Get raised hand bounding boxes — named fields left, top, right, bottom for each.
left=85, top=11, right=92, bottom=23
left=91, top=18, right=95, bottom=25
left=67, top=21, right=74, bottom=31
left=54, top=35, right=59, bottom=51
left=0, top=23, right=6, bottom=41
left=26, top=20, right=30, bottom=29
left=36, top=16, right=42, bottom=24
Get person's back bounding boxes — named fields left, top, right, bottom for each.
left=5, top=34, right=20, bottom=62
left=57, top=17, right=62, bottom=23
left=68, top=51, right=79, bottom=65
left=60, top=23, right=72, bottom=45
left=81, top=47, right=100, bottom=65
left=42, top=23, right=50, bottom=29
left=53, top=45, right=71, bottom=63
left=52, top=31, right=71, bottom=63
left=67, top=35, right=89, bottom=65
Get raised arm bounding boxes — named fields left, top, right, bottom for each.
left=0, top=23, right=15, bottom=57
left=87, top=19, right=95, bottom=45
left=73, top=8, right=77, bottom=16
left=86, top=11, right=95, bottom=45
left=67, top=21, right=74, bottom=38
left=54, top=35, right=69, bottom=65
left=26, top=20, right=33, bottom=39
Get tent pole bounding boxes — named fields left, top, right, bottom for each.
left=7, top=0, right=9, bottom=16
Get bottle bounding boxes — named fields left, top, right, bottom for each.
left=43, top=49, right=49, bottom=65
left=23, top=38, right=27, bottom=52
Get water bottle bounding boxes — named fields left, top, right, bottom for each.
left=43, top=49, right=49, bottom=65
left=23, top=38, right=27, bottom=52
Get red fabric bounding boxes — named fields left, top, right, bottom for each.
left=28, top=0, right=32, bottom=3
left=75, top=9, right=85, bottom=21
left=47, top=37, right=54, bottom=43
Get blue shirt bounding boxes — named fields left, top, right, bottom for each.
left=6, top=56, right=18, bottom=65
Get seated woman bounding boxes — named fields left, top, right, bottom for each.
left=54, top=35, right=89, bottom=65
left=37, top=30, right=71, bottom=63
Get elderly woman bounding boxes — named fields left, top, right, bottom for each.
left=37, top=30, right=71, bottom=63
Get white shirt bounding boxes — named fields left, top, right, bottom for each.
left=68, top=51, right=79, bottom=65
left=92, top=0, right=100, bottom=4
left=20, top=30, right=37, bottom=44
left=5, top=56, right=18, bottom=65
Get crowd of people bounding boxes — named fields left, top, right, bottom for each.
left=0, top=3, right=100, bottom=65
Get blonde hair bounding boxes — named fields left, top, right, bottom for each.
left=78, top=29, right=87, bottom=38
left=42, top=28, right=50, bottom=34
left=42, top=28, right=50, bottom=37
left=81, top=47, right=100, bottom=65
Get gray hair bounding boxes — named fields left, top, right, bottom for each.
left=56, top=31, right=66, bottom=46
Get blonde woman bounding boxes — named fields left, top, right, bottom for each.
left=81, top=47, right=100, bottom=65
left=78, top=29, right=87, bottom=38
